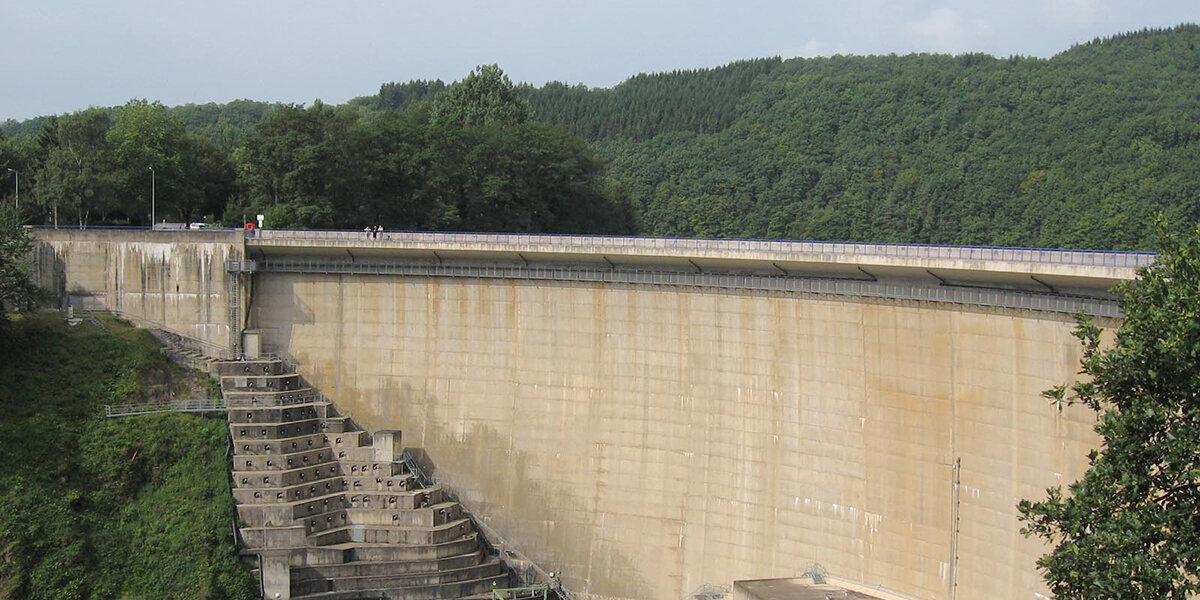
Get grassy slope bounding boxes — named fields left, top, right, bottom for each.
left=0, top=313, right=255, bottom=600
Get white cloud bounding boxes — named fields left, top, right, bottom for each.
left=901, top=7, right=994, bottom=54
left=783, top=40, right=852, bottom=59
left=1043, top=0, right=1105, bottom=30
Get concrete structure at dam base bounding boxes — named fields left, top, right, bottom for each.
left=30, top=228, right=1153, bottom=600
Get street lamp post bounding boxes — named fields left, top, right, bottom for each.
left=148, top=166, right=155, bottom=227
left=5, top=168, right=16, bottom=210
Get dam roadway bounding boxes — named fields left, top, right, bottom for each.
left=32, top=228, right=1153, bottom=600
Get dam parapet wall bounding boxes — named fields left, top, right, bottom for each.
left=249, top=229, right=1151, bottom=285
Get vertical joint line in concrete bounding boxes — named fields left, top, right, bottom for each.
left=950, top=457, right=961, bottom=599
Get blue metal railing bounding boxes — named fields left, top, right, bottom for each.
left=31, top=224, right=240, bottom=231
left=248, top=228, right=1157, bottom=269
left=32, top=224, right=1156, bottom=268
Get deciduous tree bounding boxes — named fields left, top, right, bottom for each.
left=108, top=100, right=199, bottom=223
left=1019, top=222, right=1200, bottom=599
left=0, top=205, right=39, bottom=316
left=33, top=108, right=115, bottom=227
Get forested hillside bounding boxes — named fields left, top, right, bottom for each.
left=591, top=27, right=1200, bottom=248
left=2, top=25, right=1199, bottom=249
left=520, top=58, right=783, bottom=141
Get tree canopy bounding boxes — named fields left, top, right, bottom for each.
left=20, top=101, right=234, bottom=227
left=1019, top=222, right=1200, bottom=599
left=230, top=78, right=635, bottom=233
left=431, top=64, right=530, bottom=128
left=3, top=26, right=1200, bottom=246
left=0, top=205, right=39, bottom=315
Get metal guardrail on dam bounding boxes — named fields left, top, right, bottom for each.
left=254, top=258, right=1124, bottom=318
left=32, top=224, right=1157, bottom=267
left=251, top=229, right=1157, bottom=268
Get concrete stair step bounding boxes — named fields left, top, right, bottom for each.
left=307, top=517, right=474, bottom=546
left=291, top=550, right=484, bottom=581
left=214, top=359, right=285, bottom=376
left=239, top=524, right=307, bottom=549
left=238, top=490, right=352, bottom=517
left=314, top=488, right=442, bottom=510
left=223, top=385, right=316, bottom=399
left=240, top=501, right=347, bottom=528
left=233, top=464, right=342, bottom=489
left=342, top=501, right=463, bottom=527
left=292, top=571, right=510, bottom=600
left=230, top=418, right=328, bottom=440
left=229, top=403, right=327, bottom=424
left=235, top=447, right=337, bottom=471
left=342, top=473, right=417, bottom=493
left=235, top=480, right=435, bottom=506
left=233, top=478, right=349, bottom=503
left=293, top=558, right=504, bottom=594
left=234, top=431, right=355, bottom=456
left=308, top=534, right=482, bottom=562
left=220, top=372, right=303, bottom=388
left=233, top=458, right=343, bottom=476
left=299, top=510, right=354, bottom=535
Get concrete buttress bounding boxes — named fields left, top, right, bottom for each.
left=218, top=359, right=511, bottom=599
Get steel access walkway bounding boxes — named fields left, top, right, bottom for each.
left=104, top=398, right=228, bottom=417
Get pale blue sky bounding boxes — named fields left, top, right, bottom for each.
left=1, top=0, right=1197, bottom=121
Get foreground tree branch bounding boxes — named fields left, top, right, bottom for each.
left=1020, top=219, right=1200, bottom=599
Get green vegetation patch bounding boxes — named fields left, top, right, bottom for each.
left=0, top=313, right=255, bottom=600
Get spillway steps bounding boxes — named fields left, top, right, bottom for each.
left=216, top=358, right=512, bottom=600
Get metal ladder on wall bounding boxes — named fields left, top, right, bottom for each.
left=224, top=259, right=258, bottom=357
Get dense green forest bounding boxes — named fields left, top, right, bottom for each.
left=0, top=66, right=635, bottom=234
left=2, top=25, right=1200, bottom=248
left=0, top=313, right=256, bottom=599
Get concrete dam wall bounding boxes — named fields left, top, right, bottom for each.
left=249, top=273, right=1096, bottom=600
left=30, top=228, right=245, bottom=353
left=33, top=229, right=1154, bottom=600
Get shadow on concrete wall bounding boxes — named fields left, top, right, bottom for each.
left=30, top=243, right=69, bottom=308
left=252, top=275, right=315, bottom=360
left=387, top=378, right=657, bottom=600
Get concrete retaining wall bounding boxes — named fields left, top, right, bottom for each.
left=30, top=229, right=244, bottom=351
left=250, top=272, right=1103, bottom=600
